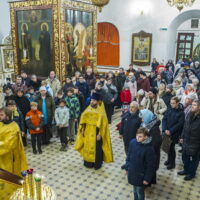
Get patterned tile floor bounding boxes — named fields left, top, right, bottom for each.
left=25, top=110, right=200, bottom=200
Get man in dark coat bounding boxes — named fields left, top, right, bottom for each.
left=102, top=78, right=118, bottom=124
left=29, top=75, right=41, bottom=92
left=125, top=127, right=156, bottom=200
left=76, top=76, right=90, bottom=101
left=162, top=84, right=175, bottom=109
left=120, top=101, right=142, bottom=169
left=84, top=69, right=96, bottom=91
left=178, top=100, right=200, bottom=181
left=115, top=67, right=126, bottom=108
left=162, top=97, right=185, bottom=170
left=14, top=88, right=30, bottom=146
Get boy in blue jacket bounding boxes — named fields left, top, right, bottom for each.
left=125, top=127, right=156, bottom=200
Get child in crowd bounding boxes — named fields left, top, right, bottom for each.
left=26, top=102, right=44, bottom=154
left=55, top=99, right=70, bottom=151
left=125, top=127, right=156, bottom=200
left=65, top=88, right=80, bottom=144
left=7, top=100, right=25, bottom=135
left=54, top=90, right=65, bottom=108
left=120, top=86, right=131, bottom=113
left=25, top=86, right=37, bottom=102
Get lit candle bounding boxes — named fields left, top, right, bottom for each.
left=23, top=49, right=27, bottom=58
left=21, top=171, right=28, bottom=199
left=90, top=48, right=93, bottom=56
left=34, top=174, right=42, bottom=200
left=27, top=169, right=34, bottom=198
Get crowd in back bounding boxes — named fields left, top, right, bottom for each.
left=0, top=57, right=200, bottom=200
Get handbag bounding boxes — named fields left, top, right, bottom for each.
left=161, top=134, right=172, bottom=154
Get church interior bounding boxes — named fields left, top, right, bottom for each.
left=0, top=0, right=200, bottom=200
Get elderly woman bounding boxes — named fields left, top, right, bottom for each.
left=124, top=72, right=137, bottom=101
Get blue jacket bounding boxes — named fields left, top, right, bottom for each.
left=125, top=138, right=156, bottom=186
left=76, top=81, right=90, bottom=100
left=162, top=103, right=185, bottom=143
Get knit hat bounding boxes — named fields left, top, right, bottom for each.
left=91, top=93, right=100, bottom=101
left=166, top=84, right=173, bottom=89
left=187, top=94, right=197, bottom=100
left=39, top=86, right=47, bottom=91
left=150, top=87, right=158, bottom=95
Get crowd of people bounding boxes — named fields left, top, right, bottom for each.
left=0, top=58, right=200, bottom=200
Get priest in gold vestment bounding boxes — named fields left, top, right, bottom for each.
left=0, top=107, right=28, bottom=176
left=75, top=93, right=113, bottom=169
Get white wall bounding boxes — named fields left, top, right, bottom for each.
left=98, top=0, right=200, bottom=69
left=1, top=0, right=200, bottom=70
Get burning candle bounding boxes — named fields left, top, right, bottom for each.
left=21, top=171, right=28, bottom=199
left=34, top=174, right=42, bottom=200
left=27, top=169, right=34, bottom=198
left=90, top=47, right=93, bottom=56
left=23, top=49, right=27, bottom=58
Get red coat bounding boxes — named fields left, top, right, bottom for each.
left=120, top=90, right=132, bottom=104
left=156, top=65, right=166, bottom=74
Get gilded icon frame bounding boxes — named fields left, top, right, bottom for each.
left=60, top=0, right=97, bottom=79
left=131, top=31, right=152, bottom=66
left=9, top=0, right=60, bottom=78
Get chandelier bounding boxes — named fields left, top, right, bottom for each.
left=167, top=0, right=195, bottom=11
left=91, top=0, right=110, bottom=12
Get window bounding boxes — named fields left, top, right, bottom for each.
left=191, top=19, right=199, bottom=28
left=97, top=22, right=120, bottom=66
left=176, top=33, right=194, bottom=62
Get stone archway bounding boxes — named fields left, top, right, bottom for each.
left=167, top=9, right=200, bottom=61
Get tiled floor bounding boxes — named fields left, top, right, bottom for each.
left=25, top=110, right=200, bottom=200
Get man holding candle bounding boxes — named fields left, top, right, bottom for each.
left=75, top=93, right=113, bottom=170
left=0, top=107, right=28, bottom=176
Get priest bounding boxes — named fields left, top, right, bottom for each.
left=75, top=93, right=113, bottom=169
left=0, top=107, right=28, bottom=176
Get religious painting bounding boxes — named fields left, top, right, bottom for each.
left=10, top=0, right=60, bottom=78
left=131, top=31, right=152, bottom=66
left=61, top=1, right=97, bottom=78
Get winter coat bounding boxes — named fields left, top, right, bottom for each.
left=151, top=61, right=159, bottom=72
left=55, top=106, right=70, bottom=127
left=65, top=95, right=80, bottom=119
left=75, top=92, right=85, bottom=113
left=141, top=96, right=167, bottom=120
left=125, top=138, right=156, bottom=186
left=29, top=80, right=41, bottom=91
left=162, top=104, right=185, bottom=143
left=36, top=93, right=55, bottom=124
left=62, top=82, right=74, bottom=95
left=120, top=110, right=142, bottom=147
left=124, top=77, right=137, bottom=100
left=14, top=96, right=30, bottom=117
left=46, top=78, right=61, bottom=97
left=152, top=79, right=166, bottom=89
left=25, top=110, right=44, bottom=134
left=76, top=81, right=90, bottom=100
left=115, top=72, right=126, bottom=92
left=85, top=73, right=96, bottom=91
left=12, top=108, right=25, bottom=132
left=120, top=90, right=132, bottom=104
left=25, top=92, right=37, bottom=102
left=102, top=84, right=118, bottom=104
left=182, top=112, right=200, bottom=156
left=148, top=75, right=156, bottom=87
left=162, top=92, right=175, bottom=108
left=22, top=77, right=31, bottom=87
left=137, top=78, right=150, bottom=92
left=146, top=118, right=162, bottom=171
